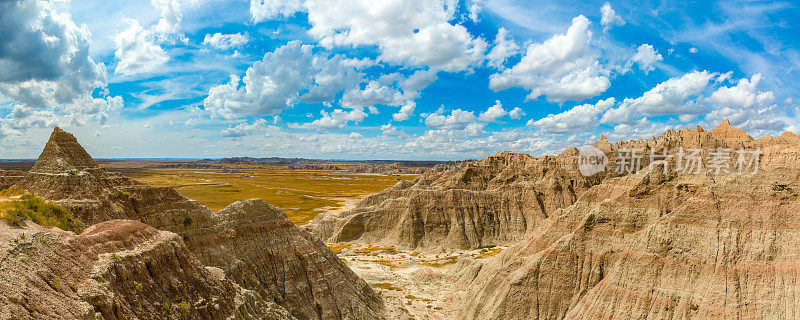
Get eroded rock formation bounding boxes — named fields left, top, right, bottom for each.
left=4, top=127, right=384, bottom=320
left=0, top=220, right=294, bottom=319
left=309, top=149, right=602, bottom=251
left=453, top=120, right=800, bottom=320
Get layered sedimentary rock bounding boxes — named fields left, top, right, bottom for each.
left=0, top=220, right=294, bottom=319
left=189, top=199, right=384, bottom=320
left=454, top=120, right=800, bottom=320
left=0, top=170, right=25, bottom=189
left=15, top=127, right=211, bottom=227
left=309, top=150, right=601, bottom=250
left=6, top=127, right=384, bottom=320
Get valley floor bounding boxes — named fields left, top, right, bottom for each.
left=330, top=242, right=505, bottom=320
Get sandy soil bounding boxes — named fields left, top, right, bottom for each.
left=330, top=243, right=505, bottom=320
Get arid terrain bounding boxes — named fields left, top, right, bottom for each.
left=2, top=121, right=800, bottom=319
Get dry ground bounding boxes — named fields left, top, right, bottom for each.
left=130, top=168, right=417, bottom=225
left=330, top=243, right=506, bottom=320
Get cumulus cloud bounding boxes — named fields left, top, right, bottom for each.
left=600, top=2, right=625, bottom=31
left=393, top=103, right=416, bottom=121
left=424, top=108, right=478, bottom=130
left=627, top=44, right=663, bottom=74
left=478, top=100, right=508, bottom=122
left=204, top=41, right=361, bottom=118
left=508, top=107, right=525, bottom=119
left=341, top=81, right=405, bottom=108
left=113, top=0, right=196, bottom=76
left=203, top=32, right=249, bottom=50
left=250, top=0, right=305, bottom=21
left=221, top=119, right=267, bottom=137
left=0, top=0, right=122, bottom=132
left=703, top=74, right=786, bottom=136
left=489, top=16, right=610, bottom=102
left=303, top=0, right=487, bottom=72
left=601, top=70, right=714, bottom=123
left=295, top=108, right=368, bottom=129
left=486, top=27, right=520, bottom=69
left=529, top=97, right=615, bottom=133
left=705, top=73, right=774, bottom=109
left=114, top=19, right=170, bottom=75
left=381, top=123, right=409, bottom=138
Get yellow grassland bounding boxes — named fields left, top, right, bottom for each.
left=134, top=169, right=417, bottom=225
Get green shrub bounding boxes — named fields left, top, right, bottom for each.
left=1, top=194, right=82, bottom=232
left=690, top=303, right=699, bottom=311
left=0, top=187, right=24, bottom=197
left=68, top=170, right=77, bottom=176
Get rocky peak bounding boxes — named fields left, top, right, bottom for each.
left=29, top=127, right=100, bottom=174
left=709, top=118, right=753, bottom=144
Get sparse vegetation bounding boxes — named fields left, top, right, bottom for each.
left=370, top=282, right=403, bottom=291
left=137, top=169, right=417, bottom=225
left=690, top=303, right=699, bottom=311
left=68, top=170, right=77, bottom=176
left=374, top=259, right=398, bottom=268
left=0, top=187, right=24, bottom=197
left=327, top=242, right=353, bottom=254
left=0, top=194, right=82, bottom=232
left=354, top=245, right=395, bottom=255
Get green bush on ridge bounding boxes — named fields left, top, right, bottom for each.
left=1, top=194, right=82, bottom=233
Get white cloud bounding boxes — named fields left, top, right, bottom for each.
left=151, top=0, right=187, bottom=36
left=627, top=44, right=663, bottom=73
left=463, top=122, right=485, bottom=137
left=203, top=32, right=249, bottom=50
left=468, top=2, right=482, bottom=23
left=530, top=97, right=615, bottom=133
left=478, top=100, right=508, bottom=122
left=601, top=70, right=714, bottom=123
left=0, top=0, right=122, bottom=132
left=295, top=108, right=368, bottom=129
left=303, top=0, right=487, bottom=72
left=600, top=2, right=625, bottom=31
left=705, top=73, right=774, bottom=109
left=508, top=107, right=525, bottom=119
left=401, top=69, right=438, bottom=93
left=381, top=123, right=409, bottom=138
left=250, top=0, right=305, bottom=21
left=113, top=19, right=170, bottom=75
left=689, top=47, right=698, bottom=53
left=489, top=16, right=610, bottom=102
left=424, top=108, right=477, bottom=130
left=205, top=41, right=362, bottom=119
left=486, top=27, right=520, bottom=69
left=341, top=81, right=405, bottom=108
left=393, top=103, right=416, bottom=121
left=221, top=119, right=267, bottom=137
left=112, top=0, right=196, bottom=75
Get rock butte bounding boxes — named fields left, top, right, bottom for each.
left=1, top=127, right=382, bottom=320
left=311, top=119, right=800, bottom=319
left=4, top=120, right=800, bottom=320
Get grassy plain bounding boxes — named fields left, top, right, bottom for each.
left=132, top=169, right=417, bottom=225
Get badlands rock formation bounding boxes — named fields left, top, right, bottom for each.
left=188, top=199, right=384, bottom=320
left=454, top=120, right=800, bottom=320
left=310, top=150, right=602, bottom=250
left=0, top=219, right=294, bottom=319
left=15, top=127, right=211, bottom=227
left=4, top=127, right=383, bottom=320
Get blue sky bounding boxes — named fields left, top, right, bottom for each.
left=0, top=0, right=798, bottom=160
